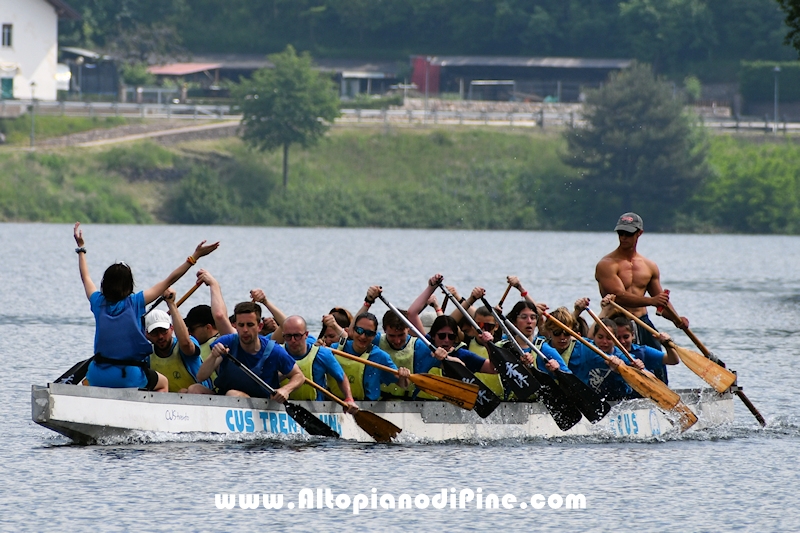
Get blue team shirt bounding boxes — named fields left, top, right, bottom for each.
left=211, top=334, right=297, bottom=398
left=630, top=343, right=669, bottom=384
left=289, top=338, right=346, bottom=400
left=333, top=340, right=399, bottom=401
left=373, top=332, right=433, bottom=374
left=556, top=339, right=633, bottom=401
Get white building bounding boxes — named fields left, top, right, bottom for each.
left=0, top=0, right=79, bottom=101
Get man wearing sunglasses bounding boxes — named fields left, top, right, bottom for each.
left=329, top=312, right=411, bottom=401
left=279, top=315, right=358, bottom=412
left=595, top=212, right=689, bottom=349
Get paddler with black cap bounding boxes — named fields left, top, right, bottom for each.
left=595, top=212, right=689, bottom=349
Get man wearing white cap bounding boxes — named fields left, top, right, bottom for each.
left=146, top=288, right=209, bottom=392
left=595, top=212, right=688, bottom=349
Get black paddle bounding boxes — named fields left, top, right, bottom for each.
left=488, top=301, right=610, bottom=423
left=377, top=294, right=502, bottom=418
left=478, top=298, right=584, bottom=431
left=221, top=351, right=340, bottom=438
left=54, top=357, right=92, bottom=384
left=439, top=284, right=542, bottom=400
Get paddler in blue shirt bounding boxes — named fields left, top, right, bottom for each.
left=189, top=302, right=304, bottom=401
left=279, top=315, right=358, bottom=412
left=330, top=312, right=411, bottom=401
left=612, top=315, right=679, bottom=385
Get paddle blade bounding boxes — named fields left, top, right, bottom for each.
left=674, top=344, right=736, bottom=393
left=531, top=370, right=584, bottom=431
left=354, top=410, right=401, bottom=443
left=555, top=370, right=611, bottom=423
left=54, top=358, right=92, bottom=385
left=486, top=343, right=541, bottom=399
left=284, top=402, right=340, bottom=438
left=442, top=360, right=502, bottom=419
left=410, top=373, right=479, bottom=411
left=671, top=401, right=699, bottom=432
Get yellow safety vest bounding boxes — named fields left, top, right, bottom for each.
left=379, top=334, right=416, bottom=397
left=149, top=340, right=196, bottom=392
left=467, top=338, right=504, bottom=397
left=280, top=345, right=319, bottom=401
left=199, top=334, right=219, bottom=384
left=328, top=350, right=367, bottom=400
left=559, top=339, right=576, bottom=367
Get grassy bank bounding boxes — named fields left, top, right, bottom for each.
left=0, top=115, right=133, bottom=145
left=1, top=125, right=799, bottom=233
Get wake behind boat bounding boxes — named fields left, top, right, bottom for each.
left=32, top=383, right=734, bottom=444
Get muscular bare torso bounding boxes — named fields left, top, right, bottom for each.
left=595, top=249, right=661, bottom=317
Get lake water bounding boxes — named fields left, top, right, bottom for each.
left=1, top=223, right=798, bottom=531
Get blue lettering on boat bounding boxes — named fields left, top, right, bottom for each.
left=611, top=413, right=639, bottom=436
left=226, top=410, right=235, bottom=431
left=224, top=409, right=256, bottom=433
left=279, top=412, right=288, bottom=433
left=649, top=409, right=661, bottom=436
left=227, top=410, right=342, bottom=435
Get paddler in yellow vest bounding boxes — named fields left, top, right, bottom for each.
left=146, top=288, right=211, bottom=393
left=280, top=315, right=358, bottom=413
left=374, top=309, right=435, bottom=398
left=328, top=312, right=411, bottom=401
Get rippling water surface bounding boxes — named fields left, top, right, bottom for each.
left=1, top=223, right=798, bottom=531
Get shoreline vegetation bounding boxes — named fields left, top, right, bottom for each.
left=1, top=121, right=800, bottom=234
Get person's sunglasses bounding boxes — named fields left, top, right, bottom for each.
left=617, top=230, right=636, bottom=237
left=477, top=322, right=496, bottom=332
left=550, top=329, right=569, bottom=338
left=436, top=332, right=457, bottom=341
left=284, top=332, right=306, bottom=341
left=353, top=326, right=377, bottom=338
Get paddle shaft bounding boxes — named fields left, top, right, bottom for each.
left=586, top=308, right=636, bottom=363
left=498, top=283, right=512, bottom=309
left=146, top=280, right=201, bottom=316
left=329, top=347, right=400, bottom=377
left=439, top=284, right=485, bottom=335
left=222, top=350, right=278, bottom=395
left=304, top=377, right=348, bottom=408
left=544, top=313, right=615, bottom=364
left=377, top=294, right=436, bottom=352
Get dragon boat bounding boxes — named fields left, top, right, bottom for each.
left=32, top=382, right=735, bottom=444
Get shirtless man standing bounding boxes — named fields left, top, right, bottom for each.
left=595, top=212, right=687, bottom=349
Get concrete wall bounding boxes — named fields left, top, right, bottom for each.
left=0, top=0, right=58, bottom=100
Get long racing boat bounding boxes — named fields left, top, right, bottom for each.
left=31, top=382, right=735, bottom=444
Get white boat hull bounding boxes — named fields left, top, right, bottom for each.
left=32, top=383, right=734, bottom=444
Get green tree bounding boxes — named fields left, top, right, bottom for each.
left=563, top=62, right=709, bottom=230
left=777, top=0, right=800, bottom=53
left=234, top=46, right=340, bottom=187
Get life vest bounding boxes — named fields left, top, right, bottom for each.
left=559, top=339, right=576, bottom=367
left=280, top=345, right=319, bottom=401
left=199, top=334, right=219, bottom=384
left=149, top=338, right=199, bottom=392
left=379, top=334, right=415, bottom=397
left=328, top=349, right=367, bottom=400
left=467, top=338, right=504, bottom=397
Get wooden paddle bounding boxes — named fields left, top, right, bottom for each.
left=303, top=378, right=401, bottom=443
left=658, top=304, right=766, bottom=427
left=221, top=351, right=339, bottom=438
left=497, top=283, right=512, bottom=309
left=377, top=294, right=501, bottom=418
left=328, top=347, right=479, bottom=411
left=607, top=300, right=736, bottom=393
left=547, top=312, right=697, bottom=432
left=491, top=301, right=611, bottom=423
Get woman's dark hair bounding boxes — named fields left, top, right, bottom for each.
left=429, top=315, right=459, bottom=337
left=100, top=263, right=134, bottom=303
left=592, top=318, right=618, bottom=337
left=354, top=312, right=378, bottom=330
left=507, top=300, right=538, bottom=324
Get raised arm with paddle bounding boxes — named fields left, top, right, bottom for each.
left=486, top=299, right=611, bottom=423
left=378, top=293, right=501, bottom=418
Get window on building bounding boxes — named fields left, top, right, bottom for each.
left=1, top=24, right=11, bottom=47
left=1, top=78, right=12, bottom=99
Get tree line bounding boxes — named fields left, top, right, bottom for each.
left=61, top=0, right=794, bottom=80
